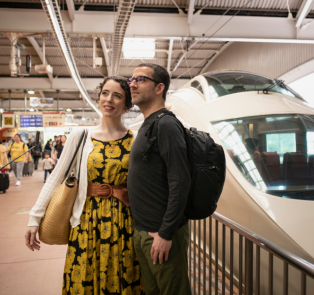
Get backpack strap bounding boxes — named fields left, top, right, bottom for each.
left=142, top=110, right=185, bottom=161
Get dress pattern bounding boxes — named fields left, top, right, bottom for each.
left=62, top=130, right=145, bottom=295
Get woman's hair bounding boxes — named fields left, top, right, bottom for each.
left=14, top=134, right=22, bottom=140
left=96, top=76, right=133, bottom=111
left=56, top=135, right=67, bottom=151
left=45, top=140, right=51, bottom=149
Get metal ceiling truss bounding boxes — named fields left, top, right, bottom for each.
left=40, top=0, right=101, bottom=115
left=111, top=0, right=136, bottom=75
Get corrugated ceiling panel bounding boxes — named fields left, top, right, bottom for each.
left=208, top=42, right=314, bottom=79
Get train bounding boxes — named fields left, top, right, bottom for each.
left=129, top=70, right=314, bottom=266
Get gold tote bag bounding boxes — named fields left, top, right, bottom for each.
left=39, top=129, right=87, bottom=245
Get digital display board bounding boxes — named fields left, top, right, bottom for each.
left=20, top=115, right=43, bottom=127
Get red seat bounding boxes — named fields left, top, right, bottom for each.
left=283, top=152, right=309, bottom=185
left=261, top=152, right=282, bottom=185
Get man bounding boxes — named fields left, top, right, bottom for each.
left=27, top=139, right=33, bottom=149
left=128, top=63, right=191, bottom=295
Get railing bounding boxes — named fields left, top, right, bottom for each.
left=188, top=212, right=314, bottom=295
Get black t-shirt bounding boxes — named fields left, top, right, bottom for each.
left=57, top=145, right=64, bottom=160
left=128, top=108, right=191, bottom=240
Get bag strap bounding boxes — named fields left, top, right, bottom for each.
left=142, top=110, right=186, bottom=161
left=77, top=129, right=88, bottom=185
left=63, top=129, right=86, bottom=182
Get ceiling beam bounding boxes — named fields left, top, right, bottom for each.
left=0, top=77, right=190, bottom=91
left=170, top=39, right=199, bottom=77
left=167, top=39, right=174, bottom=73
left=100, top=37, right=111, bottom=76
left=1, top=9, right=314, bottom=42
left=27, top=37, right=53, bottom=85
left=188, top=0, right=196, bottom=25
left=199, top=42, right=234, bottom=74
left=296, top=0, right=314, bottom=27
left=65, top=0, right=76, bottom=21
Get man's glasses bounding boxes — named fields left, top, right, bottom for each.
left=127, top=76, right=161, bottom=85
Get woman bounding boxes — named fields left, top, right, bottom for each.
left=7, top=134, right=28, bottom=186
left=43, top=139, right=52, bottom=159
left=32, top=139, right=42, bottom=170
left=54, top=135, right=67, bottom=165
left=25, top=76, right=145, bottom=295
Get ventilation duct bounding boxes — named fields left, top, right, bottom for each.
left=111, top=0, right=136, bottom=75
left=40, top=0, right=101, bottom=116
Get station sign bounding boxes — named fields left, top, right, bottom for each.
left=42, top=112, right=65, bottom=127
left=16, top=112, right=65, bottom=128
left=2, top=112, right=15, bottom=128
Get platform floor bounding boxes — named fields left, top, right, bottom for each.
left=0, top=163, right=67, bottom=295
left=0, top=162, right=238, bottom=295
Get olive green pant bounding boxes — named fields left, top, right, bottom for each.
left=134, top=223, right=191, bottom=295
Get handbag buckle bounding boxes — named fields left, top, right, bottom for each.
left=98, top=184, right=113, bottom=198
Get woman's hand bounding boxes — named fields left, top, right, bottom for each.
left=25, top=226, right=41, bottom=251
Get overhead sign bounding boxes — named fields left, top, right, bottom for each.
left=30, top=97, right=53, bottom=107
left=2, top=112, right=15, bottom=128
left=43, top=112, right=65, bottom=127
left=20, top=115, right=43, bottom=127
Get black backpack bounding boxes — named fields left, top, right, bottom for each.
left=143, top=110, right=226, bottom=220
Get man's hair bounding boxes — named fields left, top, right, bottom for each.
left=136, top=63, right=170, bottom=100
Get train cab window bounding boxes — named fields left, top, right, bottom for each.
left=202, top=71, right=303, bottom=100
left=212, top=114, right=314, bottom=201
left=191, top=80, right=204, bottom=94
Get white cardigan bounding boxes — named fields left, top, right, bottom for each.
left=28, top=128, right=95, bottom=227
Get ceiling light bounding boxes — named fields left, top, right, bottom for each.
left=29, top=108, right=35, bottom=112
left=66, top=108, right=71, bottom=112
left=28, top=90, right=35, bottom=94
left=123, top=38, right=155, bottom=58
left=41, top=0, right=101, bottom=117
left=82, top=117, right=86, bottom=121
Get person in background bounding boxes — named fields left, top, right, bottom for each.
left=31, top=138, right=42, bottom=170
left=0, top=140, right=10, bottom=173
left=43, top=139, right=52, bottom=159
left=51, top=135, right=59, bottom=161
left=2, top=139, right=8, bottom=149
left=27, top=139, right=33, bottom=149
left=7, top=134, right=28, bottom=186
left=54, top=135, right=66, bottom=165
left=42, top=152, right=54, bottom=183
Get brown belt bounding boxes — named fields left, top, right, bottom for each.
left=87, top=182, right=129, bottom=207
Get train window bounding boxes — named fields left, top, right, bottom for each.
left=202, top=71, right=303, bottom=100
left=212, top=114, right=314, bottom=200
left=266, top=133, right=296, bottom=163
left=191, top=80, right=204, bottom=94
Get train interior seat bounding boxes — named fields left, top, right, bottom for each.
left=283, top=152, right=309, bottom=185
left=309, top=155, right=314, bottom=184
left=261, top=152, right=282, bottom=186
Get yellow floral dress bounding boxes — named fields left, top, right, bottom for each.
left=62, top=130, right=145, bottom=295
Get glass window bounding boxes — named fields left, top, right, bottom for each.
left=212, top=114, right=314, bottom=201
left=202, top=71, right=303, bottom=100
left=266, top=133, right=296, bottom=163
left=191, top=80, right=204, bottom=94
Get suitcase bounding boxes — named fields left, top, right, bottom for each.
left=0, top=173, right=10, bottom=193
left=23, top=162, right=34, bottom=177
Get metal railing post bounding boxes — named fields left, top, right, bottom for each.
left=245, top=238, right=253, bottom=295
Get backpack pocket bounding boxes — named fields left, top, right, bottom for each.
left=186, top=166, right=219, bottom=219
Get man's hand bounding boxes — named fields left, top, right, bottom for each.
left=148, top=232, right=172, bottom=265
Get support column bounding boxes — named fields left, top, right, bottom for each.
left=8, top=90, right=11, bottom=111
left=56, top=90, right=59, bottom=111
left=24, top=90, right=27, bottom=111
